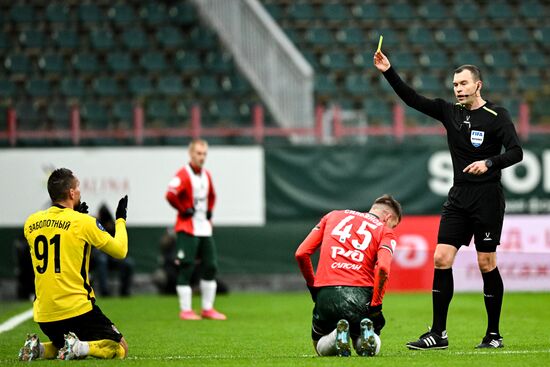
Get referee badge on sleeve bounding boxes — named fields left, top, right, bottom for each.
left=470, top=130, right=485, bottom=147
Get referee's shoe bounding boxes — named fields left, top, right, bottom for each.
left=476, top=333, right=503, bottom=348
left=406, top=330, right=449, bottom=350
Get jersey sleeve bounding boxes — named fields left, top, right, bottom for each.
left=489, top=108, right=523, bottom=169
left=295, top=214, right=328, bottom=286
left=82, top=215, right=128, bottom=259
left=166, top=170, right=188, bottom=213
left=371, top=228, right=397, bottom=306
left=383, top=66, right=448, bottom=123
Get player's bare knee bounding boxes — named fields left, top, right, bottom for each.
left=433, top=252, right=452, bottom=269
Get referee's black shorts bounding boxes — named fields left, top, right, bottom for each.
left=437, top=182, right=505, bottom=253
left=39, top=304, right=123, bottom=349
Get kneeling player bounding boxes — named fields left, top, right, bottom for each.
left=18, top=168, right=129, bottom=360
left=295, top=195, right=402, bottom=357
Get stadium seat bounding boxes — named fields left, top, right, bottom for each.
left=45, top=3, right=70, bottom=24
left=362, top=98, right=392, bottom=125
left=158, top=75, right=184, bottom=96
left=320, top=51, right=350, bottom=71
left=503, top=26, right=532, bottom=48
left=486, top=1, right=514, bottom=23
left=351, top=3, right=380, bottom=22
left=174, top=51, right=202, bottom=74
left=484, top=50, right=515, bottom=69
left=139, top=52, right=167, bottom=73
left=221, top=75, right=252, bottom=96
left=315, top=74, right=338, bottom=97
left=412, top=75, right=442, bottom=94
left=301, top=50, right=320, bottom=69
left=453, top=51, right=484, bottom=68
left=47, top=101, right=70, bottom=128
left=190, top=28, right=218, bottom=50
left=518, top=49, right=547, bottom=68
left=5, top=53, right=32, bottom=77
left=72, top=53, right=100, bottom=74
left=534, top=26, right=550, bottom=48
left=288, top=3, right=316, bottom=23
left=140, top=3, right=168, bottom=27
left=128, top=76, right=154, bottom=96
left=468, top=27, right=498, bottom=46
left=205, top=52, right=234, bottom=73
left=112, top=101, right=134, bottom=126
left=321, top=3, right=349, bottom=23
left=19, top=30, right=46, bottom=50
left=9, top=4, right=34, bottom=24
left=0, top=32, right=11, bottom=51
left=52, top=29, right=79, bottom=51
left=419, top=50, right=449, bottom=71
left=108, top=4, right=136, bottom=26
left=0, top=80, right=16, bottom=99
left=484, top=74, right=509, bottom=94
left=146, top=99, right=175, bottom=126
left=78, top=3, right=103, bottom=25
left=38, top=53, right=66, bottom=77
left=417, top=1, right=447, bottom=22
left=516, top=73, right=542, bottom=92
left=93, top=77, right=121, bottom=98
left=531, top=97, right=550, bottom=124
left=90, top=29, right=116, bottom=52
left=388, top=50, right=418, bottom=71
left=156, top=26, right=185, bottom=50
left=337, top=27, right=365, bottom=47
left=519, top=0, right=547, bottom=22
left=453, top=2, right=481, bottom=24
left=345, top=73, right=373, bottom=97
left=305, top=27, right=335, bottom=48
left=122, top=27, right=149, bottom=51
left=407, top=27, right=436, bottom=48
left=15, top=101, right=43, bottom=129
left=264, top=3, right=283, bottom=20
left=81, top=101, right=110, bottom=129
left=168, top=2, right=198, bottom=26
left=25, top=79, right=51, bottom=98
left=369, top=28, right=400, bottom=47
left=208, top=100, right=240, bottom=123
left=435, top=27, right=467, bottom=49
left=193, top=75, right=219, bottom=97
left=106, top=52, right=134, bottom=73
left=386, top=2, right=416, bottom=23
left=60, top=78, right=86, bottom=99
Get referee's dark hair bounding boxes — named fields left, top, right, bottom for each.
left=374, top=194, right=403, bottom=224
left=47, top=168, right=76, bottom=203
left=454, top=64, right=483, bottom=82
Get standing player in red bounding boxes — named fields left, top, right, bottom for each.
left=165, top=139, right=226, bottom=320
left=295, top=195, right=402, bottom=357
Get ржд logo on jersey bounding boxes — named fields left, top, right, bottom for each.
left=470, top=130, right=485, bottom=147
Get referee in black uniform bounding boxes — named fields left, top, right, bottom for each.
left=374, top=50, right=523, bottom=350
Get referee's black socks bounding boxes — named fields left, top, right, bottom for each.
left=482, top=267, right=504, bottom=336
left=431, top=268, right=454, bottom=336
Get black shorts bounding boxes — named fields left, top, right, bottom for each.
left=39, top=304, right=123, bottom=349
left=438, top=182, right=505, bottom=252
left=311, top=286, right=372, bottom=341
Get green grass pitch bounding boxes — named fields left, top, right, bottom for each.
left=1, top=292, right=549, bottom=366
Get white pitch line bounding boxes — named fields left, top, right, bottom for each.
left=0, top=309, right=33, bottom=334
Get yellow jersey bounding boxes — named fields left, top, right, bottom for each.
left=23, top=205, right=128, bottom=322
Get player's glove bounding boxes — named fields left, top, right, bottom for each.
left=206, top=210, right=212, bottom=220
left=366, top=304, right=385, bottom=335
left=116, top=195, right=128, bottom=220
left=307, top=285, right=319, bottom=303
left=180, top=207, right=195, bottom=218
left=76, top=201, right=89, bottom=214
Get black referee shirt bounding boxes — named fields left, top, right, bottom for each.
left=383, top=67, right=523, bottom=185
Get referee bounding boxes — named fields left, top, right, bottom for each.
left=374, top=50, right=523, bottom=350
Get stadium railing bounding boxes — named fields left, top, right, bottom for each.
left=1, top=102, right=548, bottom=147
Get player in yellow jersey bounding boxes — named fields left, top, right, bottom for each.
left=18, top=168, right=130, bottom=361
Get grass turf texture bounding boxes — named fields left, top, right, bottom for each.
left=1, top=292, right=549, bottom=366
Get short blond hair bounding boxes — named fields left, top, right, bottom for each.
left=189, top=138, right=208, bottom=151
left=373, top=194, right=402, bottom=224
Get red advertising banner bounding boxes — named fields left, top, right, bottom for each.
left=388, top=215, right=550, bottom=292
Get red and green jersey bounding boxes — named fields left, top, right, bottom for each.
left=295, top=210, right=396, bottom=303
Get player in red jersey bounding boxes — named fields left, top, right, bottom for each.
left=166, top=139, right=226, bottom=321
left=295, top=195, right=402, bottom=357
